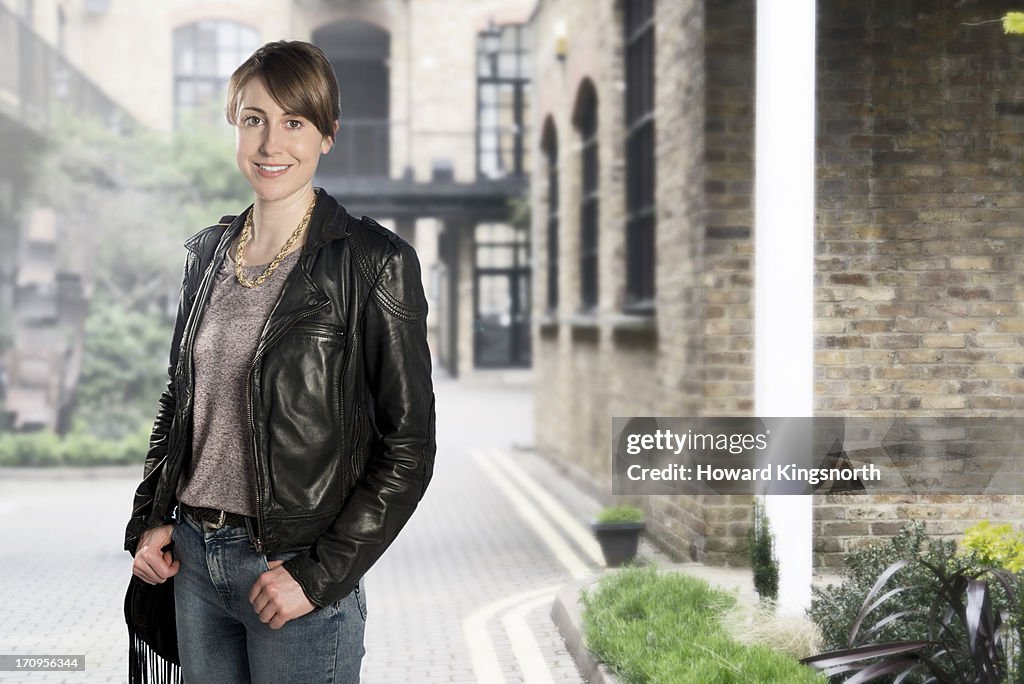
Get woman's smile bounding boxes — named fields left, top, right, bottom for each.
left=254, top=162, right=291, bottom=178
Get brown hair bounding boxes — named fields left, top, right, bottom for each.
left=226, top=40, right=341, bottom=140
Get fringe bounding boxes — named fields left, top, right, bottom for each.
left=128, top=631, right=181, bottom=684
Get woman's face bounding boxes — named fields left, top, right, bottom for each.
left=233, top=76, right=334, bottom=204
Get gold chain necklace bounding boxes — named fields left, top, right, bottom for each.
left=235, top=189, right=318, bottom=288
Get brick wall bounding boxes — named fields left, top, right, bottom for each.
left=532, top=0, right=1024, bottom=571
left=531, top=0, right=757, bottom=565
left=813, top=0, right=1024, bottom=566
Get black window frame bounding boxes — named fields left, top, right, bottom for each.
left=541, top=117, right=559, bottom=314
left=623, top=0, right=656, bottom=312
left=476, top=22, right=532, bottom=180
left=173, top=20, right=259, bottom=127
left=573, top=79, right=599, bottom=313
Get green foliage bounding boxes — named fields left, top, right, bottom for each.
left=961, top=520, right=1024, bottom=573
left=597, top=505, right=645, bottom=524
left=1005, top=11, right=1024, bottom=34
left=804, top=559, right=1023, bottom=684
left=0, top=422, right=149, bottom=466
left=749, top=498, right=779, bottom=602
left=72, top=295, right=169, bottom=440
left=808, top=521, right=1024, bottom=683
left=809, top=522, right=963, bottom=656
left=30, top=103, right=251, bottom=441
left=581, top=565, right=825, bottom=683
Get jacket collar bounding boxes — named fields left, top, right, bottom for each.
left=184, top=188, right=352, bottom=258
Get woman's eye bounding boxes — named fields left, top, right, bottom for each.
left=286, top=120, right=302, bottom=129
left=244, top=116, right=262, bottom=126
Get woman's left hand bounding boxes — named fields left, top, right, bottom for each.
left=248, top=560, right=316, bottom=629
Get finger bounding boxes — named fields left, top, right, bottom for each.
left=146, top=555, right=172, bottom=581
left=267, top=559, right=285, bottom=569
left=251, top=590, right=269, bottom=615
left=269, top=614, right=288, bottom=630
left=133, top=558, right=163, bottom=585
left=248, top=578, right=264, bottom=605
left=258, top=602, right=278, bottom=625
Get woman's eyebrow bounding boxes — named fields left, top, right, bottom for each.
left=241, top=106, right=301, bottom=117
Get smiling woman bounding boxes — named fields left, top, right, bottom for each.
left=123, top=40, right=436, bottom=684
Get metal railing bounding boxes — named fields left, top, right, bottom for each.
left=0, top=4, right=131, bottom=134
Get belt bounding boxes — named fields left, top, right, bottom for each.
left=180, top=503, right=251, bottom=531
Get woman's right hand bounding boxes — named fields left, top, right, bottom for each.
left=132, top=524, right=179, bottom=585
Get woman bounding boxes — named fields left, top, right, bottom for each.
left=124, top=40, right=436, bottom=683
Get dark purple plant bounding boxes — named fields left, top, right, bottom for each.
left=802, top=559, right=1021, bottom=683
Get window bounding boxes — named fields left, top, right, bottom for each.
left=574, top=80, right=599, bottom=312
left=623, top=0, right=656, bottom=310
left=476, top=22, right=532, bottom=179
left=473, top=222, right=531, bottom=367
left=312, top=20, right=391, bottom=178
left=173, top=21, right=259, bottom=126
left=541, top=117, right=559, bottom=313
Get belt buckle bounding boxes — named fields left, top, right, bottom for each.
left=202, top=509, right=227, bottom=532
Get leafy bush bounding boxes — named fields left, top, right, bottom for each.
left=0, top=423, right=150, bottom=466
left=596, top=505, right=645, bottom=524
left=750, top=498, right=779, bottom=602
left=803, top=559, right=1022, bottom=683
left=808, top=522, right=963, bottom=654
left=961, top=520, right=1024, bottom=574
left=582, top=565, right=825, bottom=683
left=807, top=521, right=1024, bottom=683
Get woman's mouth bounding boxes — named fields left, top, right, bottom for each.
left=255, top=163, right=290, bottom=178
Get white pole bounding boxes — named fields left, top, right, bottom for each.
left=754, top=0, right=816, bottom=613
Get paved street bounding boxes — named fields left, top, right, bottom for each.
left=0, top=370, right=605, bottom=683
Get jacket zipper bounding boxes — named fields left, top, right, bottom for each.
left=246, top=299, right=330, bottom=553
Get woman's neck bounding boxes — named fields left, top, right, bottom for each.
left=249, top=185, right=317, bottom=248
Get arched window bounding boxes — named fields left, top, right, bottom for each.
left=573, top=79, right=599, bottom=312
left=623, top=0, right=656, bottom=310
left=173, top=20, right=259, bottom=126
left=541, top=117, right=559, bottom=313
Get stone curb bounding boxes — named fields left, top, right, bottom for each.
left=551, top=575, right=624, bottom=684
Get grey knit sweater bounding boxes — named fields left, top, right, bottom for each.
left=176, top=246, right=302, bottom=516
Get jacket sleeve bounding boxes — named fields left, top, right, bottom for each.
left=284, top=239, right=436, bottom=607
left=123, top=252, right=195, bottom=555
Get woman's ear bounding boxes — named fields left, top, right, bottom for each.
left=322, top=119, right=340, bottom=154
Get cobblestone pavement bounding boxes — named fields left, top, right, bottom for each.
left=0, top=369, right=604, bottom=683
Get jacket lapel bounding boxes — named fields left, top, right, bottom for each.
left=184, top=191, right=348, bottom=360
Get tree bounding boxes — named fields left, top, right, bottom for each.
left=33, top=105, right=250, bottom=439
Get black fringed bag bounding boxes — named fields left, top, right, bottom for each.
left=124, top=572, right=181, bottom=684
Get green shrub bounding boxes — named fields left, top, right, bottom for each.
left=582, top=565, right=825, bottom=683
left=0, top=423, right=151, bottom=466
left=749, top=498, right=779, bottom=602
left=596, top=505, right=645, bottom=524
left=961, top=520, right=1024, bottom=573
left=808, top=521, right=963, bottom=657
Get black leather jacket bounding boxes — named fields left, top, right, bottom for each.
left=124, top=190, right=436, bottom=608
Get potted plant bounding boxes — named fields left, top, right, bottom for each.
left=592, top=505, right=646, bottom=567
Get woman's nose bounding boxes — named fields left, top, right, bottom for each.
left=260, top=126, right=284, bottom=155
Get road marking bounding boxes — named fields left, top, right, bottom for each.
left=473, top=450, right=591, bottom=580
left=485, top=447, right=605, bottom=566
left=502, top=592, right=562, bottom=684
left=468, top=448, right=596, bottom=683
left=464, top=585, right=564, bottom=684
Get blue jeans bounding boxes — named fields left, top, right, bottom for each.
left=171, top=508, right=366, bottom=683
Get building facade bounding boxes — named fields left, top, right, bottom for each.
left=530, top=0, right=1024, bottom=567
left=2, top=0, right=540, bottom=431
